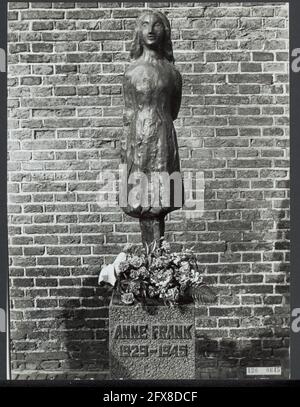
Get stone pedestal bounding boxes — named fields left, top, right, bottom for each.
left=109, top=296, right=195, bottom=379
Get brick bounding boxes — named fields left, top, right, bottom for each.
left=54, top=87, right=76, bottom=96
left=241, top=63, right=262, bottom=72
left=9, top=3, right=29, bottom=9
left=22, top=10, right=65, bottom=20
left=30, top=3, right=53, bottom=8
left=228, top=74, right=273, bottom=84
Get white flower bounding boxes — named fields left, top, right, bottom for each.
left=98, top=251, right=127, bottom=286
left=172, top=256, right=181, bottom=266
left=113, top=252, right=127, bottom=275
left=98, top=264, right=116, bottom=286
left=180, top=261, right=190, bottom=272
left=161, top=240, right=170, bottom=251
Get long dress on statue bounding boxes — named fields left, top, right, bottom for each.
left=120, top=56, right=183, bottom=224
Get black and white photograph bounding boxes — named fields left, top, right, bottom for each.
left=6, top=1, right=290, bottom=382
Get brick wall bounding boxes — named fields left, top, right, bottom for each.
left=8, top=2, right=290, bottom=380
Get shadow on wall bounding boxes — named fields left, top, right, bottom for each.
left=60, top=278, right=113, bottom=378
left=195, top=204, right=290, bottom=380
left=195, top=332, right=289, bottom=380
left=58, top=212, right=289, bottom=379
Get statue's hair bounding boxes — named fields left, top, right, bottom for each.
left=130, top=10, right=175, bottom=63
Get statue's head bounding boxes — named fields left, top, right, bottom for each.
left=130, top=9, right=174, bottom=63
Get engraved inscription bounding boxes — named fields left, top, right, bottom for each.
left=119, top=344, right=189, bottom=358
left=152, top=324, right=193, bottom=340
left=114, top=324, right=149, bottom=339
left=114, top=324, right=193, bottom=340
left=115, top=323, right=194, bottom=359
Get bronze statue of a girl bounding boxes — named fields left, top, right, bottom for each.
left=120, top=10, right=183, bottom=246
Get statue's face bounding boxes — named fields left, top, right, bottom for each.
left=140, top=13, right=165, bottom=48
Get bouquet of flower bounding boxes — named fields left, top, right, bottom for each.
left=99, top=239, right=216, bottom=306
